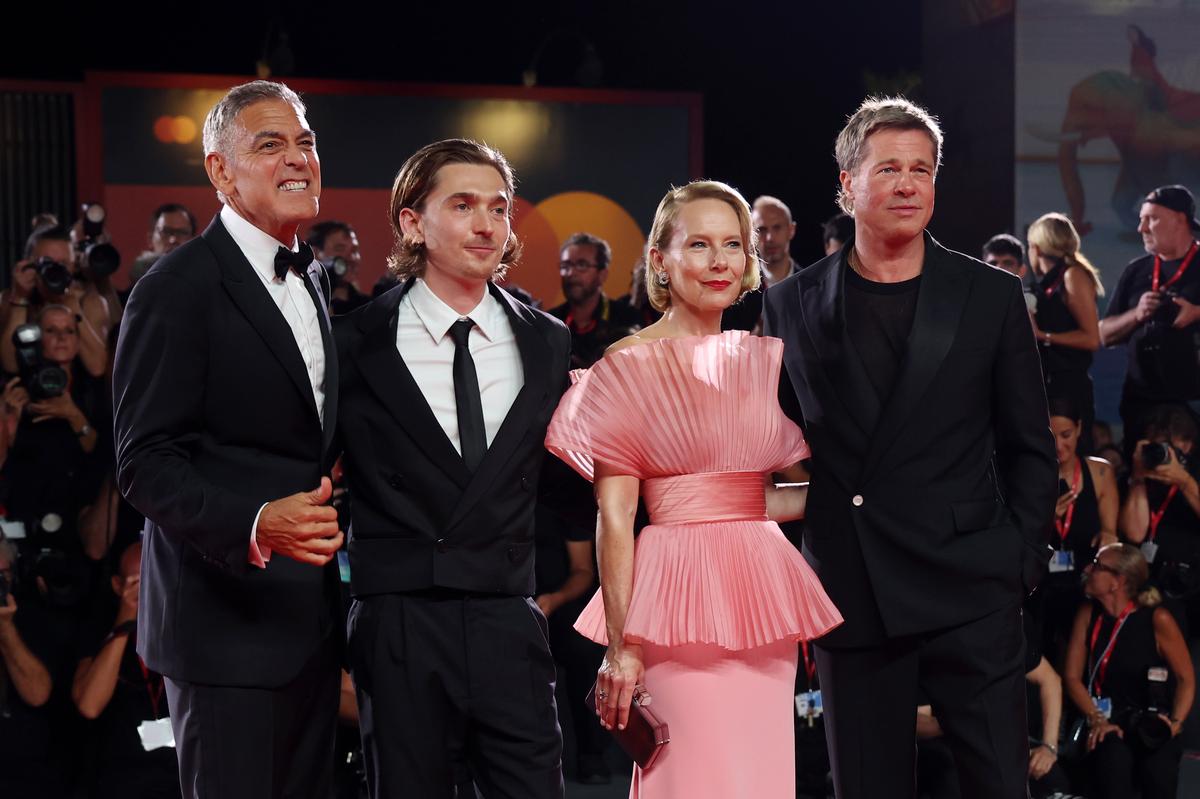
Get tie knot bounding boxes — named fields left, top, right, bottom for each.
left=274, top=243, right=314, bottom=281
left=449, top=318, right=475, bottom=347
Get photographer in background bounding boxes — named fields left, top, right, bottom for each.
left=1063, top=544, right=1193, bottom=799
left=1100, top=185, right=1200, bottom=450
left=1, top=305, right=106, bottom=589
left=73, top=539, right=180, bottom=799
left=307, top=219, right=369, bottom=314
left=126, top=203, right=198, bottom=296
left=0, top=537, right=66, bottom=798
left=1, top=224, right=109, bottom=378
left=70, top=204, right=126, bottom=331
left=1120, top=405, right=1200, bottom=635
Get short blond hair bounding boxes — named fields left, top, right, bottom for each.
left=835, top=96, right=943, bottom=214
left=645, top=181, right=760, bottom=312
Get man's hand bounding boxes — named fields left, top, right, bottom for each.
left=114, top=575, right=139, bottom=625
left=255, top=477, right=344, bottom=566
left=9, top=261, right=36, bottom=300
left=1171, top=295, right=1200, bottom=328
left=1135, top=291, right=1164, bottom=323
left=0, top=592, right=17, bottom=627
left=1028, top=744, right=1057, bottom=779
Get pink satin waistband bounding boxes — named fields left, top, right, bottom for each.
left=641, top=471, right=767, bottom=525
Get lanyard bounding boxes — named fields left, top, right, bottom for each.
left=1042, top=265, right=1068, bottom=298
left=1152, top=242, right=1199, bottom=293
left=1055, top=459, right=1082, bottom=545
left=800, top=641, right=817, bottom=689
left=1087, top=602, right=1136, bottom=696
left=1148, top=486, right=1179, bottom=542
left=564, top=294, right=609, bottom=335
left=137, top=657, right=164, bottom=719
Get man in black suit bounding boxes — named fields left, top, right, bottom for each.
left=114, top=80, right=343, bottom=799
left=763, top=97, right=1057, bottom=799
left=336, top=139, right=570, bottom=798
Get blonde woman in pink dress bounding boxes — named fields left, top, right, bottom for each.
left=545, top=180, right=842, bottom=797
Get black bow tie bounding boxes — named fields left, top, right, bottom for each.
left=274, top=243, right=314, bottom=281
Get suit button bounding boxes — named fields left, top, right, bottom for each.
left=851, top=494, right=864, bottom=507
left=388, top=473, right=404, bottom=490
left=507, top=546, right=520, bottom=562
left=435, top=538, right=447, bottom=553
left=520, top=476, right=532, bottom=491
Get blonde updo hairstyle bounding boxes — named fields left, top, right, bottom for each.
left=644, top=180, right=761, bottom=313
left=1027, top=212, right=1105, bottom=296
left=1098, top=543, right=1162, bottom=608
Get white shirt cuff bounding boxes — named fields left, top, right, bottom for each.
left=248, top=502, right=272, bottom=568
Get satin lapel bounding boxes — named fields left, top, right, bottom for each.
left=353, top=281, right=471, bottom=488
left=800, top=249, right=882, bottom=438
left=447, top=284, right=552, bottom=531
left=207, top=218, right=320, bottom=422
left=303, top=266, right=339, bottom=458
left=861, top=235, right=970, bottom=482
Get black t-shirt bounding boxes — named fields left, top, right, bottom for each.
left=844, top=267, right=922, bottom=402
left=75, top=597, right=175, bottom=773
left=1105, top=251, right=1200, bottom=402
left=550, top=295, right=645, bottom=369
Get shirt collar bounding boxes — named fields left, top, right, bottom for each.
left=220, top=205, right=299, bottom=284
left=409, top=278, right=506, bottom=344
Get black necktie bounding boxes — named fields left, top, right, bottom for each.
left=448, top=318, right=487, bottom=471
left=274, top=243, right=314, bottom=281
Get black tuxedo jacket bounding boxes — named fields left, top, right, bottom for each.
left=763, top=233, right=1057, bottom=648
left=114, top=215, right=341, bottom=687
left=334, top=279, right=573, bottom=598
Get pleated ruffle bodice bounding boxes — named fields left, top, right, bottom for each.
left=545, top=330, right=842, bottom=650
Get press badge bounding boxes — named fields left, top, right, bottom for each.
left=795, top=690, right=823, bottom=719
left=137, top=718, right=175, bottom=751
left=1048, top=551, right=1075, bottom=573
left=1148, top=667, right=1169, bottom=683
left=1141, top=541, right=1159, bottom=564
left=1093, top=697, right=1113, bottom=720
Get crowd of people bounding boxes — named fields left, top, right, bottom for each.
left=0, top=80, right=1197, bottom=799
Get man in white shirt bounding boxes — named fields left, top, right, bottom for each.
left=335, top=139, right=573, bottom=799
left=113, top=80, right=343, bottom=799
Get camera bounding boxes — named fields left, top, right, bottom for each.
left=78, top=203, right=121, bottom=279
left=319, top=256, right=347, bottom=289
left=30, top=257, right=73, bottom=296
left=1142, top=441, right=1176, bottom=470
left=12, top=324, right=67, bottom=400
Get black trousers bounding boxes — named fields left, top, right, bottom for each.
left=348, top=592, right=564, bottom=799
left=816, top=603, right=1028, bottom=799
left=1090, top=733, right=1182, bottom=799
left=164, top=636, right=340, bottom=799
left=546, top=595, right=608, bottom=768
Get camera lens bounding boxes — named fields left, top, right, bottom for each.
left=85, top=242, right=120, bottom=277
left=1143, top=442, right=1172, bottom=469
left=35, top=258, right=72, bottom=295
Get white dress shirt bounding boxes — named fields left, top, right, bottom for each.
left=221, top=206, right=328, bottom=566
left=397, top=278, right=523, bottom=455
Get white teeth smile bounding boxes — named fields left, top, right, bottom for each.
left=279, top=181, right=308, bottom=192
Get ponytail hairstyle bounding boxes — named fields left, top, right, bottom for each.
left=1098, top=543, right=1162, bottom=607
left=1027, top=212, right=1105, bottom=296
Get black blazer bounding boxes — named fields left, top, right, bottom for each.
left=334, top=279, right=572, bottom=598
left=114, top=215, right=341, bottom=688
left=763, top=233, right=1057, bottom=648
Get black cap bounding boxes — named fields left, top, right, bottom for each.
left=1144, top=185, right=1200, bottom=231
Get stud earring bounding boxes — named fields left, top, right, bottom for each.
left=655, top=270, right=670, bottom=287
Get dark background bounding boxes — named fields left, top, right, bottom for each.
left=0, top=0, right=1015, bottom=267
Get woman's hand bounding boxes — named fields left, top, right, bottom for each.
left=1028, top=744, right=1057, bottom=779
left=27, top=392, right=82, bottom=426
left=1086, top=718, right=1123, bottom=751
left=595, top=641, right=644, bottom=731
left=1054, top=489, right=1077, bottom=519
left=1158, top=713, right=1183, bottom=738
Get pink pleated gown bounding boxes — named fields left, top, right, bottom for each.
left=545, top=330, right=842, bottom=798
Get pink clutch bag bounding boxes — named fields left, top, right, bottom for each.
left=585, top=682, right=670, bottom=769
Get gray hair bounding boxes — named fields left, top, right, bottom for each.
left=202, top=81, right=306, bottom=203
left=835, top=96, right=943, bottom=214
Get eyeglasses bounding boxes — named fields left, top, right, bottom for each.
left=559, top=259, right=600, bottom=275
left=1089, top=557, right=1120, bottom=575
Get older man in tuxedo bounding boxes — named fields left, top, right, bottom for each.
left=114, top=80, right=342, bottom=799
left=764, top=96, right=1057, bottom=799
